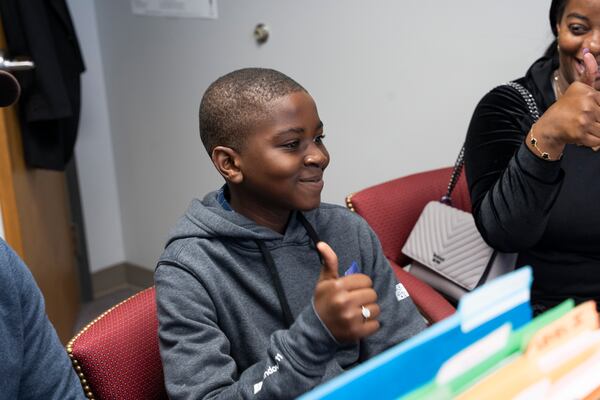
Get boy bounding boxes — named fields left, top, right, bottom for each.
left=155, top=68, right=426, bottom=399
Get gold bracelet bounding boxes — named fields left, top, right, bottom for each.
left=528, top=125, right=563, bottom=161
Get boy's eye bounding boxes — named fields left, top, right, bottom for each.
left=569, top=23, right=589, bottom=35
left=281, top=140, right=300, bottom=149
left=314, top=134, right=326, bottom=144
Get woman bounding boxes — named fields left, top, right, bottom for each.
left=464, top=0, right=600, bottom=314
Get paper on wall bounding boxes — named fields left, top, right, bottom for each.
left=131, top=0, right=218, bottom=19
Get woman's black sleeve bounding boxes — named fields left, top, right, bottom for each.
left=464, top=85, right=564, bottom=252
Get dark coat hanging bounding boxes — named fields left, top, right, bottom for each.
left=0, top=0, right=85, bottom=170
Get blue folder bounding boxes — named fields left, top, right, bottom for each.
left=298, top=267, right=533, bottom=400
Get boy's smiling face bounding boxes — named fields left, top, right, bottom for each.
left=228, top=91, right=329, bottom=229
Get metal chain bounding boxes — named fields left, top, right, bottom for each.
left=505, top=81, right=540, bottom=121
left=441, top=146, right=465, bottom=205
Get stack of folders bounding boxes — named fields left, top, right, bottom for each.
left=298, top=267, right=600, bottom=400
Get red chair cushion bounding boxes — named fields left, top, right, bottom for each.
left=67, top=287, right=167, bottom=400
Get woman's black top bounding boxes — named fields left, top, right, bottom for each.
left=465, top=55, right=600, bottom=312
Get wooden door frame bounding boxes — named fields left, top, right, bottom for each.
left=0, top=101, right=24, bottom=256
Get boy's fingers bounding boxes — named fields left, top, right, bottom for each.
left=358, top=319, right=381, bottom=338
left=317, top=241, right=339, bottom=280
left=346, top=287, right=378, bottom=306
left=338, top=275, right=374, bottom=292
left=579, top=50, right=598, bottom=87
left=360, top=303, right=381, bottom=321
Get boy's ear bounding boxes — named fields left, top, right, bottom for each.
left=211, top=146, right=243, bottom=184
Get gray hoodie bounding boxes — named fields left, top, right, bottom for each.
left=155, top=191, right=426, bottom=400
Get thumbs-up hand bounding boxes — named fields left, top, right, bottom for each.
left=317, top=241, right=339, bottom=281
left=313, top=242, right=380, bottom=343
left=532, top=48, right=600, bottom=153
left=578, top=48, right=598, bottom=87
left=580, top=49, right=600, bottom=151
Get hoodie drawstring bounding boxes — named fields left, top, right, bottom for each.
left=255, top=212, right=321, bottom=328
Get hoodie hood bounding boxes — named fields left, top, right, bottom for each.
left=165, top=190, right=308, bottom=247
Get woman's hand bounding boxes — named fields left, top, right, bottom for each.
left=313, top=242, right=380, bottom=343
left=532, top=51, right=600, bottom=155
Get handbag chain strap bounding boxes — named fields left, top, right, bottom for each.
left=441, top=146, right=465, bottom=206
left=505, top=81, right=541, bottom=121
left=442, top=81, right=540, bottom=206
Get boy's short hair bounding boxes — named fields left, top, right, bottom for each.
left=199, top=68, right=306, bottom=155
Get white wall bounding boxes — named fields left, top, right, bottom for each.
left=80, top=0, right=552, bottom=270
left=68, top=0, right=125, bottom=272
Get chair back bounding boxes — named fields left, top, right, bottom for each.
left=67, top=287, right=167, bottom=400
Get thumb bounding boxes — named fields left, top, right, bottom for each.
left=317, top=241, right=339, bottom=280
left=578, top=48, right=598, bottom=87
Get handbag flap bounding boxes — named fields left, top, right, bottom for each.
left=401, top=201, right=494, bottom=290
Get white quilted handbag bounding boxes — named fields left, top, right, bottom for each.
left=402, top=200, right=516, bottom=302
left=402, top=82, right=537, bottom=303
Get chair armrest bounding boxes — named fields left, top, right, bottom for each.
left=388, top=259, right=455, bottom=324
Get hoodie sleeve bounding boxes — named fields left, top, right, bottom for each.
left=155, top=262, right=340, bottom=400
left=0, top=240, right=85, bottom=400
left=356, top=222, right=427, bottom=358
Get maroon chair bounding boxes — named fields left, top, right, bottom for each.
left=346, top=167, right=471, bottom=323
left=67, top=287, right=167, bottom=400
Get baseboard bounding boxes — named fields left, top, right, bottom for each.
left=91, top=262, right=153, bottom=299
